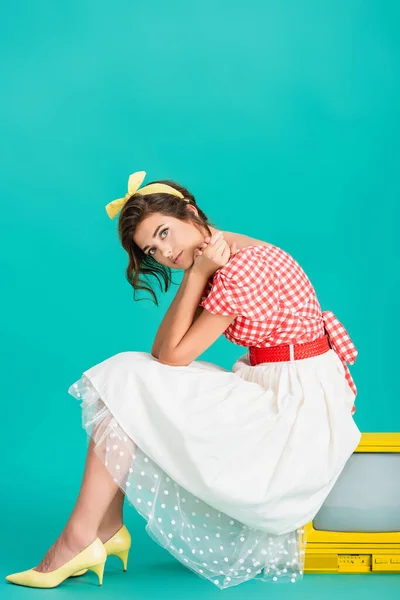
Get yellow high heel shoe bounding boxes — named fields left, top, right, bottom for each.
left=71, top=524, right=131, bottom=577
left=5, top=537, right=107, bottom=588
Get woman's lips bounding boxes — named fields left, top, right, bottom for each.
left=174, top=250, right=183, bottom=264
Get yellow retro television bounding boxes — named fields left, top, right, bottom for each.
left=304, top=432, right=400, bottom=574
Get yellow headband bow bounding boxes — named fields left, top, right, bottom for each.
left=105, top=170, right=188, bottom=219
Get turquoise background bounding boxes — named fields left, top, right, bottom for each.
left=1, top=1, right=399, bottom=598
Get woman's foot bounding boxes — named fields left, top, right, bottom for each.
left=33, top=527, right=97, bottom=573
left=97, top=521, right=123, bottom=545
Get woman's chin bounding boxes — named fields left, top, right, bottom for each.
left=181, top=257, right=195, bottom=271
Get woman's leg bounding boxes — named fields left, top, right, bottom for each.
left=97, top=488, right=125, bottom=543
left=34, top=437, right=120, bottom=573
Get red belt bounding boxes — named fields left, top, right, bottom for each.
left=249, top=334, right=331, bottom=365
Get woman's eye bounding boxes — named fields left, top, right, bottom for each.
left=149, top=228, right=168, bottom=256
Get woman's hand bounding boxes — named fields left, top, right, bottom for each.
left=191, top=231, right=239, bottom=279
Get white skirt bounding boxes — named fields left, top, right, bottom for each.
left=68, top=348, right=361, bottom=590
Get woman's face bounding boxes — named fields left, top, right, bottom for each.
left=133, top=208, right=213, bottom=270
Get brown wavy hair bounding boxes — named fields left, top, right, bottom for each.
left=117, top=179, right=215, bottom=305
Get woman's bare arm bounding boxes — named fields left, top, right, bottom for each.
left=151, top=304, right=204, bottom=359
left=152, top=231, right=238, bottom=361
left=151, top=269, right=206, bottom=362
left=159, top=307, right=237, bottom=366
left=151, top=270, right=206, bottom=359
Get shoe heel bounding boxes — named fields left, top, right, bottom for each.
left=88, top=562, right=105, bottom=586
left=113, top=548, right=130, bottom=571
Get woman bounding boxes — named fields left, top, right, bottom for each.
left=6, top=171, right=361, bottom=590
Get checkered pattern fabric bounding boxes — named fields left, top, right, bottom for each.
left=200, top=245, right=357, bottom=411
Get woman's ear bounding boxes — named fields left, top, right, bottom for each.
left=185, top=203, right=199, bottom=217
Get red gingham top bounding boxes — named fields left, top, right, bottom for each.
left=200, top=245, right=358, bottom=413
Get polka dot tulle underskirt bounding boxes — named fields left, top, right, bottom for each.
left=68, top=374, right=307, bottom=589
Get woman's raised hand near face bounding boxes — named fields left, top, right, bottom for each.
left=201, top=234, right=239, bottom=257
left=191, top=231, right=239, bottom=278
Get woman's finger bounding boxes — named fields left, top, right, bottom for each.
left=210, top=231, right=224, bottom=245
left=221, top=244, right=231, bottom=261
left=214, top=238, right=229, bottom=256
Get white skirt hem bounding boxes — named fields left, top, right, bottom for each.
left=68, top=374, right=307, bottom=589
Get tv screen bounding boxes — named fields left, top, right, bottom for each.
left=313, top=453, right=400, bottom=532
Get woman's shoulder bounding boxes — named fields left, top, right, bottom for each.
left=217, top=243, right=282, bottom=281
left=200, top=243, right=282, bottom=317
left=201, top=239, right=291, bottom=295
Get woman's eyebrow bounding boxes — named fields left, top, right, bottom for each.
left=143, top=224, right=166, bottom=253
